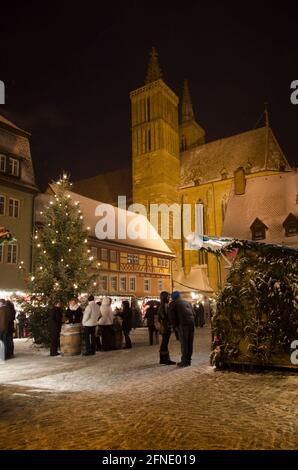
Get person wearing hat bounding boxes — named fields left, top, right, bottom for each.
left=168, top=291, right=195, bottom=367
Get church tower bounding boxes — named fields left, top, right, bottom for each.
left=179, top=79, right=205, bottom=151
left=130, top=48, right=181, bottom=263
left=130, top=47, right=180, bottom=209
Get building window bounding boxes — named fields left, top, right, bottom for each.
left=8, top=157, right=20, bottom=177
left=158, top=258, right=169, bottom=268
left=144, top=278, right=151, bottom=293
left=0, top=154, right=6, bottom=172
left=9, top=198, right=20, bottom=218
left=99, top=275, right=108, bottom=291
left=128, top=253, right=139, bottom=264
left=120, top=276, right=127, bottom=292
left=234, top=167, right=246, bottom=195
left=157, top=279, right=163, bottom=291
left=129, top=276, right=136, bottom=292
left=90, top=247, right=98, bottom=260
left=110, top=250, right=117, bottom=262
left=7, top=244, right=17, bottom=264
left=221, top=196, right=228, bottom=222
left=0, top=245, right=3, bottom=263
left=0, top=195, right=5, bottom=215
left=283, top=213, right=298, bottom=237
left=101, top=248, right=108, bottom=261
left=250, top=218, right=268, bottom=241
left=110, top=275, right=118, bottom=291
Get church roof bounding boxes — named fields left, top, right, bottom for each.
left=222, top=171, right=298, bottom=248
left=72, top=168, right=132, bottom=206
left=180, top=126, right=291, bottom=186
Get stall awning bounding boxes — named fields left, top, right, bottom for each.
left=173, top=265, right=213, bottom=295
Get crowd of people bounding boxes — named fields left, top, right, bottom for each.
left=1, top=292, right=212, bottom=367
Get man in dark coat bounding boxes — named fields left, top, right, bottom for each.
left=144, top=301, right=159, bottom=346
left=48, top=301, right=63, bottom=356
left=118, top=300, right=132, bottom=349
left=157, top=291, right=176, bottom=365
left=0, top=299, right=10, bottom=360
left=169, top=291, right=195, bottom=367
left=6, top=300, right=16, bottom=358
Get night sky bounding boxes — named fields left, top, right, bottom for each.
left=1, top=1, right=297, bottom=189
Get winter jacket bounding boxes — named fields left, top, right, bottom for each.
left=82, top=301, right=101, bottom=327
left=48, top=306, right=63, bottom=333
left=157, top=302, right=171, bottom=333
left=98, top=297, right=115, bottom=326
left=144, top=304, right=159, bottom=327
left=6, top=301, right=16, bottom=334
left=66, top=305, right=83, bottom=324
left=168, top=298, right=195, bottom=328
left=0, top=305, right=10, bottom=332
left=118, top=307, right=133, bottom=330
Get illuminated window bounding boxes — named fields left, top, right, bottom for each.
left=99, top=275, right=108, bottom=291
left=110, top=275, right=118, bottom=291
left=120, top=276, right=127, bottom=292
left=129, top=277, right=136, bottom=292
left=110, top=250, right=117, bottom=262
left=157, top=258, right=169, bottom=268
left=7, top=244, right=17, bottom=264
left=157, top=279, right=163, bottom=291
left=9, top=198, right=20, bottom=218
left=128, top=253, right=139, bottom=264
left=8, top=158, right=20, bottom=177
left=101, top=248, right=108, bottom=261
left=91, top=247, right=98, bottom=259
left=144, top=278, right=151, bottom=292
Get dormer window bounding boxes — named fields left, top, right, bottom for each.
left=0, top=154, right=6, bottom=172
left=283, top=213, right=298, bottom=237
left=250, top=218, right=268, bottom=241
left=8, top=157, right=20, bottom=177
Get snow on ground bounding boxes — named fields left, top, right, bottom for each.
left=0, top=327, right=297, bottom=450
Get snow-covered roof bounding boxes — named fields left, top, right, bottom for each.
left=35, top=186, right=174, bottom=256
left=180, top=127, right=290, bottom=186
left=173, top=264, right=213, bottom=293
left=222, top=171, right=298, bottom=248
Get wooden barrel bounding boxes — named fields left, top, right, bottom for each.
left=60, top=323, right=82, bottom=356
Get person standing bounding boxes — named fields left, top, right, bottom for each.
left=6, top=300, right=16, bottom=358
left=117, top=300, right=132, bottom=349
left=48, top=301, right=63, bottom=356
left=66, top=298, right=83, bottom=324
left=157, top=291, right=175, bottom=365
left=0, top=299, right=11, bottom=359
left=82, top=295, right=101, bottom=355
left=98, top=297, right=115, bottom=351
left=169, top=291, right=195, bottom=368
left=144, top=301, right=159, bottom=345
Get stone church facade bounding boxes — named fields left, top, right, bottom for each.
left=74, top=48, right=293, bottom=293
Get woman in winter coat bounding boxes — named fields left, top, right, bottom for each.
left=65, top=298, right=83, bottom=324
left=98, top=297, right=115, bottom=351
left=117, top=300, right=132, bottom=349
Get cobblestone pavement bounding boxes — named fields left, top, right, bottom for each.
left=0, top=327, right=297, bottom=450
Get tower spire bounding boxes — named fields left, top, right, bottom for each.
left=181, top=79, right=195, bottom=122
left=145, top=47, right=163, bottom=84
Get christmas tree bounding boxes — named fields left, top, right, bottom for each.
left=29, top=174, right=96, bottom=304
left=19, top=174, right=97, bottom=345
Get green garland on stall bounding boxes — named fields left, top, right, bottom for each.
left=205, top=240, right=298, bottom=367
